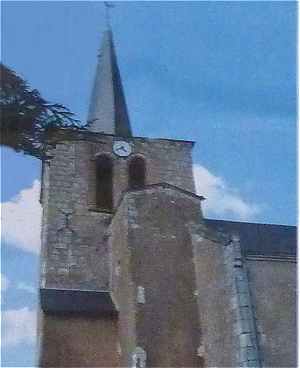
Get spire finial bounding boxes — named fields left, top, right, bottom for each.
left=104, top=1, right=115, bottom=30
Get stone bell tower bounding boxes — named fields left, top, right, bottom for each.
left=37, top=29, right=205, bottom=367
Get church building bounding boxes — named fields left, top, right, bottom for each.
left=37, top=30, right=297, bottom=367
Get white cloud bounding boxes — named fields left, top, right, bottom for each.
left=1, top=180, right=42, bottom=254
left=193, top=164, right=260, bottom=221
left=1, top=274, right=10, bottom=292
left=2, top=307, right=37, bottom=347
left=17, top=282, right=37, bottom=294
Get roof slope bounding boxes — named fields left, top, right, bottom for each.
left=205, top=219, right=297, bottom=257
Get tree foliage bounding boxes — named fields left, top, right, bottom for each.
left=0, top=63, right=84, bottom=159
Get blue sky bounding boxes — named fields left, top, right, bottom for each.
left=1, top=1, right=297, bottom=366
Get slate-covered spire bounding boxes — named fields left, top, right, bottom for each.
left=87, top=30, right=132, bottom=137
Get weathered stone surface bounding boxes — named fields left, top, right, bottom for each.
left=39, top=131, right=196, bottom=367
left=38, top=312, right=119, bottom=367
left=40, top=134, right=195, bottom=294
left=247, top=260, right=297, bottom=367
left=191, top=226, right=240, bottom=367
left=110, top=186, right=203, bottom=367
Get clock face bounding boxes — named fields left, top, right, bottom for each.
left=113, top=141, right=132, bottom=157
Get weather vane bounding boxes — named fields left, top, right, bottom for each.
left=104, top=1, right=115, bottom=30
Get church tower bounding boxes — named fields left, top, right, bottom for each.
left=38, top=25, right=296, bottom=368
left=38, top=30, right=203, bottom=367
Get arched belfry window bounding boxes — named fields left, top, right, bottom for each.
left=96, top=155, right=113, bottom=211
left=129, top=156, right=146, bottom=190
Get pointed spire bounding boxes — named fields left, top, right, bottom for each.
left=87, top=30, right=132, bottom=137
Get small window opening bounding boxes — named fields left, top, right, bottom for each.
left=96, top=155, right=113, bottom=211
left=129, top=157, right=146, bottom=190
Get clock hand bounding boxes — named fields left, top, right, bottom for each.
left=117, top=146, right=127, bottom=153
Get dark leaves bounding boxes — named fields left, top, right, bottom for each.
left=0, top=63, right=86, bottom=159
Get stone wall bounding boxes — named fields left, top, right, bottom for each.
left=247, top=259, right=297, bottom=367
left=39, top=130, right=297, bottom=368
left=108, top=196, right=137, bottom=367
left=39, top=132, right=196, bottom=367
left=40, top=132, right=195, bottom=293
left=191, top=224, right=240, bottom=367
left=40, top=140, right=112, bottom=291
left=87, top=134, right=195, bottom=207
left=38, top=312, right=119, bottom=367
left=109, top=185, right=203, bottom=367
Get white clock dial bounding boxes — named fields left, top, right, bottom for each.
left=113, top=141, right=132, bottom=157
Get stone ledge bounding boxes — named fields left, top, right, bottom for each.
left=115, top=182, right=205, bottom=210
left=44, top=127, right=195, bottom=146
left=40, top=287, right=118, bottom=315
